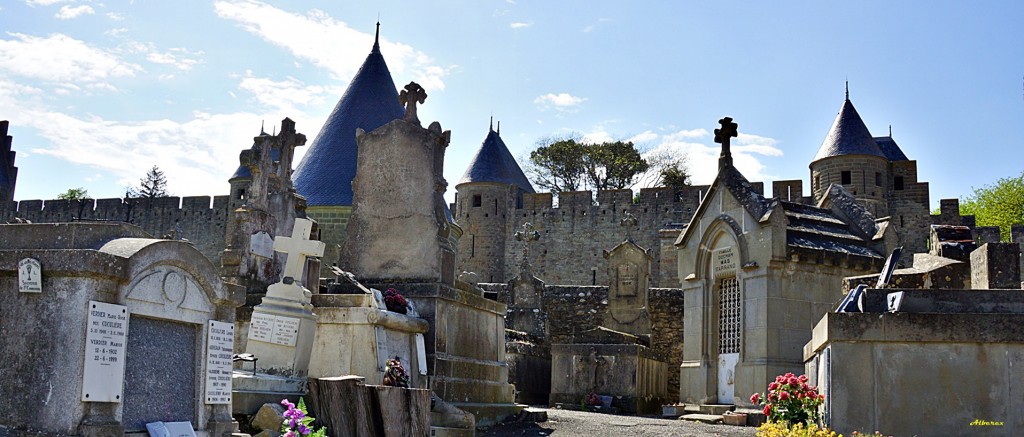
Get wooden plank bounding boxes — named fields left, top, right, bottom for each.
left=372, top=385, right=431, bottom=437
left=307, top=376, right=378, bottom=437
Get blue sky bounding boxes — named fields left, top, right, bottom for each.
left=1, top=1, right=1022, bottom=209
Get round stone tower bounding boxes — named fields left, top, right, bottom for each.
left=809, top=89, right=890, bottom=218
left=454, top=122, right=535, bottom=283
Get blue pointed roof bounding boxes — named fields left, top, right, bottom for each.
left=292, top=32, right=404, bottom=206
left=811, top=98, right=887, bottom=163
left=458, top=126, right=535, bottom=193
left=874, top=136, right=909, bottom=161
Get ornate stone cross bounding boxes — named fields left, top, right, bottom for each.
left=514, top=222, right=541, bottom=261
left=273, top=218, right=326, bottom=283
left=399, top=81, right=427, bottom=125
left=620, top=210, right=638, bottom=240
left=714, top=116, right=738, bottom=169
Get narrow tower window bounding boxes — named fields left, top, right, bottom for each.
left=841, top=171, right=852, bottom=185
left=472, top=194, right=482, bottom=207
left=894, top=176, right=905, bottom=190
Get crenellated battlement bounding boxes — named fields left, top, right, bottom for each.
left=1, top=195, right=231, bottom=263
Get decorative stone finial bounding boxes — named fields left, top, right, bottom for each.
left=398, top=81, right=427, bottom=126
left=714, top=116, right=738, bottom=170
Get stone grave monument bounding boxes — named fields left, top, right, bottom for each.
left=338, top=81, right=519, bottom=427
left=232, top=217, right=324, bottom=414
left=0, top=222, right=243, bottom=436
left=549, top=234, right=668, bottom=414
left=504, top=222, right=552, bottom=405
left=805, top=242, right=1024, bottom=436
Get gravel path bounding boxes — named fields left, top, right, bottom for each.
left=482, top=408, right=759, bottom=437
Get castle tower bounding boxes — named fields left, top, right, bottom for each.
left=291, top=24, right=404, bottom=268
left=809, top=88, right=890, bottom=217
left=0, top=120, right=18, bottom=207
left=454, top=122, right=535, bottom=283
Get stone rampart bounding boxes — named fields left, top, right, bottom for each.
left=0, top=196, right=230, bottom=264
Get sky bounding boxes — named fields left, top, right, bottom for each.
left=1, top=0, right=1022, bottom=210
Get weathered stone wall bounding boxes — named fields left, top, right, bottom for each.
left=305, top=205, right=352, bottom=269
left=811, top=155, right=890, bottom=217
left=498, top=186, right=727, bottom=288
left=0, top=196, right=230, bottom=265
left=489, top=282, right=686, bottom=402
left=648, top=288, right=685, bottom=399
left=888, top=160, right=930, bottom=254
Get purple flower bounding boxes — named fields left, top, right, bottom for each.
left=298, top=424, right=310, bottom=435
left=284, top=431, right=296, bottom=437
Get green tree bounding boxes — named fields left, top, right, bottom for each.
left=57, top=187, right=90, bottom=200
left=959, top=170, right=1024, bottom=241
left=584, top=140, right=650, bottom=190
left=526, top=136, right=587, bottom=192
left=128, top=165, right=171, bottom=198
left=526, top=136, right=651, bottom=192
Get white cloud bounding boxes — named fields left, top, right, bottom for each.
left=238, top=74, right=341, bottom=116
left=635, top=128, right=783, bottom=186
left=628, top=130, right=658, bottom=144
left=213, top=0, right=451, bottom=91
left=106, top=12, right=125, bottom=21
left=146, top=48, right=204, bottom=71
left=0, top=33, right=142, bottom=89
left=534, top=92, right=586, bottom=112
left=25, top=0, right=68, bottom=6
left=55, top=5, right=94, bottom=19
left=105, top=27, right=128, bottom=37
left=510, top=22, right=531, bottom=29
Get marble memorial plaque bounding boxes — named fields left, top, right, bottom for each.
left=204, top=320, right=234, bottom=404
left=247, top=312, right=275, bottom=343
left=415, top=333, right=427, bottom=375
left=247, top=313, right=299, bottom=346
left=18, top=257, right=41, bottom=293
left=122, top=317, right=196, bottom=431
left=250, top=231, right=275, bottom=259
left=713, top=247, right=737, bottom=278
left=82, top=301, right=129, bottom=402
left=270, top=315, right=299, bottom=347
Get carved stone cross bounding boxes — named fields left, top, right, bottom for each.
left=514, top=222, right=541, bottom=261
left=714, top=116, right=738, bottom=168
left=399, top=81, right=427, bottom=125
left=273, top=218, right=326, bottom=283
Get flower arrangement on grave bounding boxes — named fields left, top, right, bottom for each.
left=280, top=398, right=327, bottom=437
left=584, top=392, right=602, bottom=407
left=382, top=356, right=410, bottom=388
left=750, top=372, right=824, bottom=426
left=383, top=288, right=409, bottom=314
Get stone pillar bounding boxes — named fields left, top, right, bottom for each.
left=970, top=243, right=1022, bottom=289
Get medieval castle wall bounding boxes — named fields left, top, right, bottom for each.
left=0, top=196, right=230, bottom=264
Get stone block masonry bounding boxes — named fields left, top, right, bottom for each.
left=0, top=195, right=231, bottom=265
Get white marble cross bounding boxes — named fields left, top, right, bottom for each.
left=273, top=218, right=326, bottom=282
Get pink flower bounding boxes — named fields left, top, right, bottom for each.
left=750, top=393, right=760, bottom=404
left=776, top=375, right=785, bottom=383
left=779, top=391, right=790, bottom=401
left=788, top=376, right=799, bottom=385
left=785, top=372, right=794, bottom=378
left=799, top=374, right=809, bottom=383
left=284, top=432, right=296, bottom=437
left=763, top=404, right=772, bottom=416
left=768, top=382, right=779, bottom=390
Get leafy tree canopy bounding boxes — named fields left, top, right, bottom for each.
left=57, top=187, right=90, bottom=200
left=128, top=165, right=171, bottom=198
left=959, top=170, right=1024, bottom=241
left=526, top=135, right=658, bottom=193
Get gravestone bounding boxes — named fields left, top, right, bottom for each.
left=337, top=82, right=519, bottom=427
left=970, top=242, right=1021, bottom=289
left=233, top=218, right=324, bottom=413
left=602, top=239, right=653, bottom=336
left=0, top=223, right=243, bottom=436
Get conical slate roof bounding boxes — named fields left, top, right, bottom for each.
left=874, top=136, right=909, bottom=162
left=292, top=33, right=404, bottom=206
left=811, top=97, right=886, bottom=163
left=458, top=126, right=535, bottom=193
